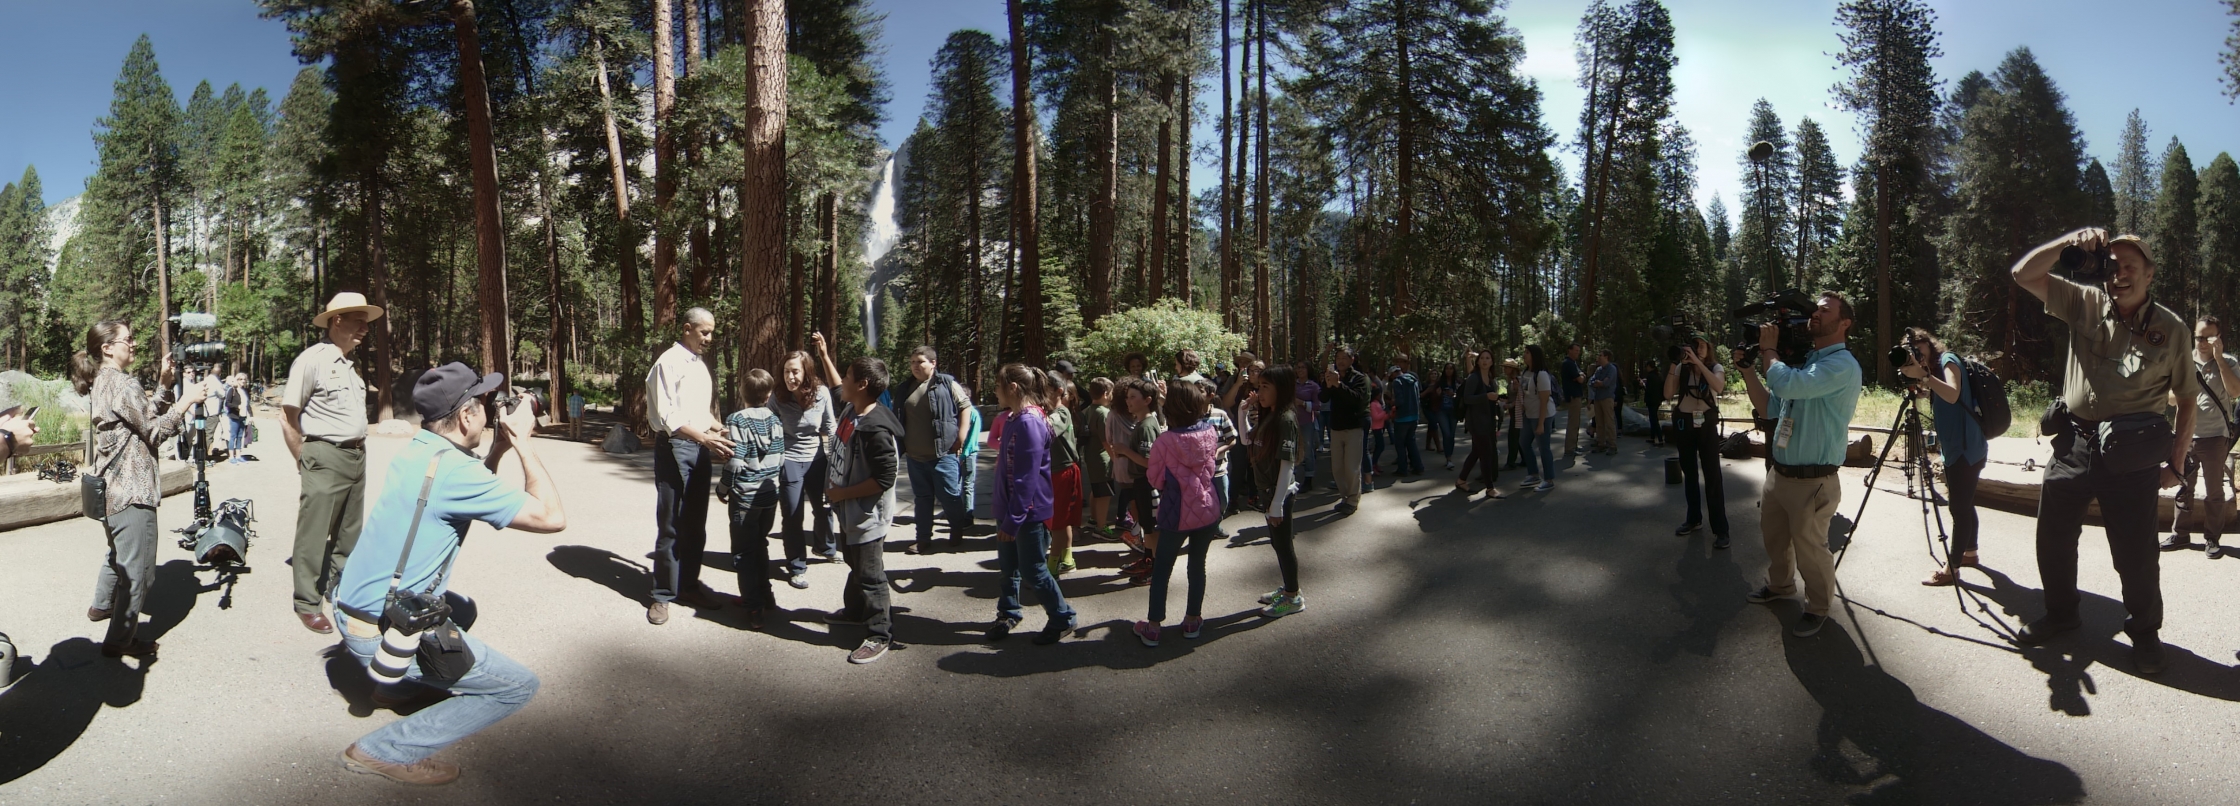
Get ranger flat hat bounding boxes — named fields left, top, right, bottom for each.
left=313, top=292, right=386, bottom=328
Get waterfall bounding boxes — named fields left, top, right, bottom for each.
left=859, top=155, right=901, bottom=349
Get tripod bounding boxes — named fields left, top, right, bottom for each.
left=173, top=404, right=255, bottom=608
left=1838, top=386, right=1948, bottom=568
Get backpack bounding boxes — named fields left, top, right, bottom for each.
left=1959, top=357, right=2010, bottom=439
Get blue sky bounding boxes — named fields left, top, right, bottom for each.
left=4, top=0, right=2236, bottom=224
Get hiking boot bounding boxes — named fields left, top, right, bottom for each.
left=986, top=616, right=1021, bottom=641
left=2134, top=640, right=2167, bottom=675
left=87, top=607, right=110, bottom=623
left=341, top=744, right=459, bottom=786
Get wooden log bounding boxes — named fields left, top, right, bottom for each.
left=0, top=461, right=196, bottom=533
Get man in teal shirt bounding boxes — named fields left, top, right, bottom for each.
left=1738, top=292, right=1862, bottom=638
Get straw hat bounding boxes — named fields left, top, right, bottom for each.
left=313, top=292, right=386, bottom=328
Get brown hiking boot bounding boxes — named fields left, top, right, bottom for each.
left=341, top=744, right=460, bottom=786
left=646, top=601, right=670, bottom=625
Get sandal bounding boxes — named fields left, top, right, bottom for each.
left=1483, top=487, right=1506, bottom=500
left=1921, top=569, right=1959, bottom=587
left=1955, top=551, right=1979, bottom=568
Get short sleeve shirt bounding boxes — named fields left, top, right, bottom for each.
left=2042, top=277, right=2197, bottom=422
left=282, top=340, right=367, bottom=441
left=2195, top=353, right=2239, bottom=439
left=336, top=431, right=530, bottom=621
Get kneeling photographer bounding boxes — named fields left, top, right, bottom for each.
left=332, top=363, right=567, bottom=786
left=2009, top=228, right=2193, bottom=675
left=1894, top=328, right=1989, bottom=587
left=1666, top=335, right=1730, bottom=549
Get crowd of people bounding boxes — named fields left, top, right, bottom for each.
left=29, top=222, right=2238, bottom=788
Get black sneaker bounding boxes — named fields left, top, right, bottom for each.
left=1333, top=502, right=1357, bottom=517
left=1675, top=521, right=1702, bottom=536
left=2013, top=617, right=2081, bottom=646
left=1713, top=533, right=1731, bottom=550
left=2209, top=540, right=2226, bottom=560
left=822, top=609, right=866, bottom=626
left=1032, top=615, right=1077, bottom=645
left=1746, top=585, right=1785, bottom=604
left=2134, top=640, right=2166, bottom=675
left=986, top=617, right=1021, bottom=641
left=2160, top=534, right=2188, bottom=552
left=1792, top=613, right=1827, bottom=636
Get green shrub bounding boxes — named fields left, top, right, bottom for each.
left=1076, top=300, right=1247, bottom=380
left=8, top=377, right=85, bottom=445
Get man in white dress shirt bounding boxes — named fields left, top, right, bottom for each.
left=645, top=308, right=735, bottom=625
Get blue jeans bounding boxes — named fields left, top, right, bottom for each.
left=779, top=456, right=834, bottom=573
left=1147, top=525, right=1218, bottom=624
left=1300, top=419, right=1322, bottom=481
left=905, top=454, right=966, bottom=545
left=652, top=437, right=712, bottom=602
left=1393, top=420, right=1423, bottom=475
left=996, top=521, right=1075, bottom=623
left=340, top=619, right=541, bottom=765
left=1522, top=418, right=1557, bottom=481
left=960, top=451, right=981, bottom=522
left=228, top=416, right=249, bottom=452
left=1432, top=411, right=1456, bottom=458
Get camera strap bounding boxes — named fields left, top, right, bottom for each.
left=382, top=457, right=450, bottom=604
left=2196, top=365, right=2240, bottom=447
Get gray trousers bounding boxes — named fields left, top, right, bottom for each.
left=294, top=440, right=366, bottom=614
left=2177, top=435, right=2233, bottom=541
left=92, top=504, right=159, bottom=649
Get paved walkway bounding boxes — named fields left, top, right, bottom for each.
left=3, top=421, right=2238, bottom=804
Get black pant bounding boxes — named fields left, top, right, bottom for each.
left=1458, top=429, right=1498, bottom=485
left=1945, top=459, right=1983, bottom=557
left=1645, top=401, right=1662, bottom=442
left=652, top=437, right=713, bottom=603
left=1266, top=492, right=1299, bottom=592
left=2036, top=426, right=2163, bottom=640
left=1505, top=424, right=1525, bottom=466
left=839, top=537, right=893, bottom=640
left=730, top=504, right=778, bottom=609
left=1672, top=413, right=1728, bottom=536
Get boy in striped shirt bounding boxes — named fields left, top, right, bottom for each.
left=723, top=369, right=787, bottom=628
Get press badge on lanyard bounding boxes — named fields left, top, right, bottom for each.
left=1774, top=401, right=1795, bottom=451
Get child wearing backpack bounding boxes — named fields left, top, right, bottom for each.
left=721, top=369, right=787, bottom=628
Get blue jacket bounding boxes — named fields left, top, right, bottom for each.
left=1389, top=372, right=1421, bottom=422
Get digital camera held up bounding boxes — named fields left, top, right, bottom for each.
left=2058, top=243, right=2114, bottom=283
left=1650, top=314, right=1699, bottom=364
left=1732, top=289, right=1817, bottom=368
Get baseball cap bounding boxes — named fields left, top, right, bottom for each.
left=414, top=362, right=506, bottom=423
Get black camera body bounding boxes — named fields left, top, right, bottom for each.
left=1650, top=314, right=1699, bottom=364
left=1733, top=289, right=1817, bottom=368
left=2059, top=244, right=2114, bottom=283
left=383, top=589, right=454, bottom=636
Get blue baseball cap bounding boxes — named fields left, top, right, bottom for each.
left=413, top=362, right=506, bottom=423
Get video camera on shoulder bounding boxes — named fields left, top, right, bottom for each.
left=1650, top=314, right=1698, bottom=364
left=1732, top=289, right=1816, bottom=368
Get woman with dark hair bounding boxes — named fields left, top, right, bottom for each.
left=1250, top=367, right=1307, bottom=618
left=74, top=319, right=211, bottom=658
left=1456, top=350, right=1505, bottom=498
left=1899, top=327, right=1988, bottom=586
left=1121, top=353, right=1153, bottom=383
left=1668, top=335, right=1731, bottom=549
left=1517, top=345, right=1558, bottom=492
left=1429, top=363, right=1459, bottom=470
left=772, top=348, right=837, bottom=588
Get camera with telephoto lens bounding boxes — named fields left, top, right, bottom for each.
left=2059, top=243, right=2114, bottom=283
left=370, top=589, right=453, bottom=685
left=168, top=312, right=226, bottom=368
left=1888, top=344, right=1917, bottom=369
left=1732, top=289, right=1817, bottom=368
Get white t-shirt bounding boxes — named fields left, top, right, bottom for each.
left=1516, top=370, right=1557, bottom=420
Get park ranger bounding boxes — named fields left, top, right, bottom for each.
left=2163, top=316, right=2240, bottom=558
left=280, top=292, right=381, bottom=634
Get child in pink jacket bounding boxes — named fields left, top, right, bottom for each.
left=1135, top=379, right=1221, bottom=647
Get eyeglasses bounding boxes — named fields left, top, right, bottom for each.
left=2200, top=336, right=2219, bottom=342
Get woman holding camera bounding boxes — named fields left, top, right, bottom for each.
left=74, top=320, right=211, bottom=659
left=1901, top=327, right=1988, bottom=586
left=1666, top=336, right=1730, bottom=549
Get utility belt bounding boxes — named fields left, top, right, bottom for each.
left=2046, top=401, right=2174, bottom=476
left=308, top=435, right=366, bottom=450
left=1773, top=462, right=1839, bottom=479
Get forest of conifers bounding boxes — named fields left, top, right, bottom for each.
left=0, top=0, right=2238, bottom=424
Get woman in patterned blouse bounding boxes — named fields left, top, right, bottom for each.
left=72, top=320, right=210, bottom=659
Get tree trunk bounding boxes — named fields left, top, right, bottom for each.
left=1220, top=0, right=1234, bottom=331
left=1086, top=30, right=1118, bottom=327
left=595, top=39, right=646, bottom=428
left=818, top=192, right=840, bottom=341
left=453, top=0, right=510, bottom=377
left=154, top=192, right=172, bottom=380
left=1253, top=0, right=1270, bottom=355
left=789, top=203, right=805, bottom=349
left=1009, top=0, right=1045, bottom=363
left=1579, top=49, right=1633, bottom=326
left=1874, top=162, right=1894, bottom=387
left=969, top=141, right=987, bottom=393
left=740, top=0, right=789, bottom=387
left=1149, top=72, right=1174, bottom=305
left=1177, top=43, right=1192, bottom=306
left=363, top=176, right=395, bottom=421
left=541, top=133, right=566, bottom=424
left=1392, top=3, right=1414, bottom=328
left=652, top=0, right=679, bottom=331
left=1236, top=1, right=1254, bottom=338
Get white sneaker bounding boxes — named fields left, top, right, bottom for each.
left=1535, top=481, right=1554, bottom=492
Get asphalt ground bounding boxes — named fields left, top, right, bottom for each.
left=3, top=417, right=2239, bottom=804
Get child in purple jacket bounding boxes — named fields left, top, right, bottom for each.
left=1135, top=379, right=1222, bottom=647
left=989, top=363, right=1077, bottom=645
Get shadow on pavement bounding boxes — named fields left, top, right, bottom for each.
left=547, top=545, right=655, bottom=606
left=0, top=638, right=148, bottom=785
left=935, top=612, right=1274, bottom=677
left=1784, top=621, right=2085, bottom=805
left=1651, top=531, right=1750, bottom=662
left=1966, top=567, right=2240, bottom=711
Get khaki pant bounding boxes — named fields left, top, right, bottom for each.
left=294, top=440, right=366, bottom=615
left=1330, top=427, right=1365, bottom=506
left=1592, top=399, right=1617, bottom=450
left=1761, top=472, right=1841, bottom=616
left=2177, top=435, right=2234, bottom=540
left=1564, top=398, right=1585, bottom=454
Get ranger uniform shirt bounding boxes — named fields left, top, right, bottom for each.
left=2042, top=277, right=2197, bottom=422
left=282, top=340, right=368, bottom=442
left=2194, top=353, right=2240, bottom=439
